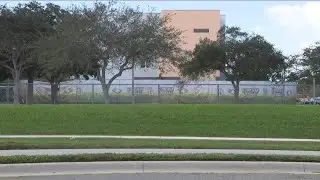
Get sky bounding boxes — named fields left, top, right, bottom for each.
left=2, top=1, right=320, bottom=56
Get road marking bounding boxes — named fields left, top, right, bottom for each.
left=0, top=135, right=319, bottom=142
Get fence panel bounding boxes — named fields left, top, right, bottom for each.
left=0, top=81, right=316, bottom=104
left=0, top=83, right=13, bottom=104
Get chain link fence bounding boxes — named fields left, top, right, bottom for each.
left=1, top=81, right=315, bottom=105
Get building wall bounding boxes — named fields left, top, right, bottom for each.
left=159, top=10, right=222, bottom=79
left=100, top=10, right=224, bottom=81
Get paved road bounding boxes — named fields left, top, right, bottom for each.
left=0, top=135, right=319, bottom=142
left=4, top=173, right=320, bottom=180
left=1, top=149, right=320, bottom=156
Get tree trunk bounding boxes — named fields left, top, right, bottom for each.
left=102, top=84, right=111, bottom=104
left=50, top=83, right=59, bottom=104
left=13, top=74, right=20, bottom=104
left=97, top=59, right=130, bottom=104
left=26, top=73, right=33, bottom=105
left=232, top=82, right=240, bottom=103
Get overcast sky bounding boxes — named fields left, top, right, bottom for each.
left=3, top=1, right=320, bottom=56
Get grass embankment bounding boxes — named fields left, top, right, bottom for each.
left=0, top=104, right=319, bottom=138
left=2, top=154, right=320, bottom=164
left=1, top=138, right=320, bottom=151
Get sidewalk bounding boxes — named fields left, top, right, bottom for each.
left=1, top=161, right=320, bottom=177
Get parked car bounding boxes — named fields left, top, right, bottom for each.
left=297, top=97, right=310, bottom=104
left=309, top=97, right=320, bottom=105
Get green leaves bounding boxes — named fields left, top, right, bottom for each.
left=288, top=41, right=320, bottom=84
left=179, top=26, right=285, bottom=83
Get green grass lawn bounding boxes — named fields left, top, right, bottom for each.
left=0, top=104, right=319, bottom=138
left=3, top=154, right=320, bottom=164
left=1, top=138, right=320, bottom=151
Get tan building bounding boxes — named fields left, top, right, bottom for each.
left=159, top=10, right=225, bottom=80
left=134, top=10, right=226, bottom=81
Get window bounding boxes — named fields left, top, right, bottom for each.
left=193, top=28, right=209, bottom=33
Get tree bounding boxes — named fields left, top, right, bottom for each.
left=81, top=2, right=183, bottom=103
left=178, top=26, right=286, bottom=102
left=286, top=42, right=320, bottom=85
left=0, top=54, right=10, bottom=82
left=0, top=67, right=10, bottom=83
left=0, top=1, right=64, bottom=104
left=300, top=42, right=320, bottom=84
left=97, top=4, right=181, bottom=103
left=32, top=5, right=97, bottom=104
left=31, top=1, right=183, bottom=104
left=23, top=2, right=68, bottom=104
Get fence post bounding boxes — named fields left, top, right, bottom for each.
left=313, top=77, right=316, bottom=100
left=25, top=82, right=28, bottom=104
left=6, top=81, right=9, bottom=103
left=157, top=84, right=160, bottom=103
left=75, top=85, right=79, bottom=104
left=91, top=84, right=95, bottom=104
left=282, top=83, right=285, bottom=104
left=217, top=84, right=220, bottom=104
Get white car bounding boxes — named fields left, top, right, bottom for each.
left=309, top=97, right=320, bottom=105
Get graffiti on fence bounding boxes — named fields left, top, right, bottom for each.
left=112, top=88, right=122, bottom=94
left=228, top=88, right=235, bottom=95
left=271, top=85, right=284, bottom=96
left=242, top=88, right=259, bottom=96
left=159, top=87, right=174, bottom=94
left=126, top=87, right=154, bottom=95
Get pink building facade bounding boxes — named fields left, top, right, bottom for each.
left=158, top=10, right=225, bottom=80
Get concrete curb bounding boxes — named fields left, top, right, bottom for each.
left=0, top=161, right=320, bottom=177
left=0, top=135, right=320, bottom=142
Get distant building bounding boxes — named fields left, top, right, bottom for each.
left=104, top=10, right=226, bottom=81
left=158, top=10, right=225, bottom=80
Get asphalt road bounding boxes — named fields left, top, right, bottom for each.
left=3, top=173, right=320, bottom=180
left=1, top=149, right=320, bottom=156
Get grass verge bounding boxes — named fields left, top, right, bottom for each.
left=1, top=138, right=320, bottom=151
left=31, top=93, right=297, bottom=104
left=2, top=153, right=320, bottom=164
left=0, top=104, right=320, bottom=138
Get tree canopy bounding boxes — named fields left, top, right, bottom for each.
left=33, top=2, right=183, bottom=103
left=0, top=1, right=67, bottom=103
left=178, top=26, right=286, bottom=101
left=1, top=1, right=320, bottom=105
